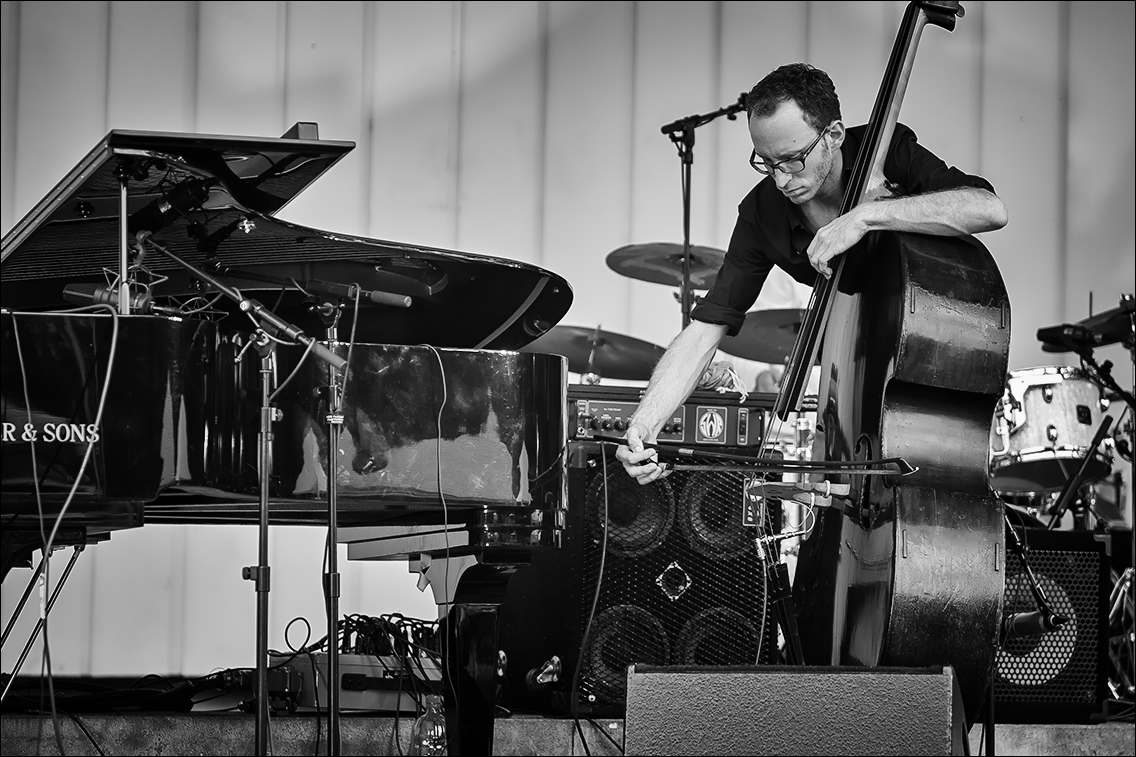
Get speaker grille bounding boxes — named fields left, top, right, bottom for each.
left=994, top=528, right=1109, bottom=723
left=577, top=456, right=779, bottom=709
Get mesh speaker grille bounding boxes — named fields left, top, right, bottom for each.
left=994, top=528, right=1109, bottom=723
left=577, top=456, right=779, bottom=708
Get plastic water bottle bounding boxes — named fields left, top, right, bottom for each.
left=409, top=694, right=448, bottom=756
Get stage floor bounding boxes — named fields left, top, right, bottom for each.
left=1, top=713, right=1133, bottom=756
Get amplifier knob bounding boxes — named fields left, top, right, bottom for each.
left=600, top=418, right=613, bottom=430
left=614, top=419, right=627, bottom=432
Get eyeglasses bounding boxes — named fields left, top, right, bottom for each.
left=749, top=127, right=829, bottom=175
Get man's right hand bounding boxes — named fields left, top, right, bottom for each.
left=614, top=423, right=670, bottom=485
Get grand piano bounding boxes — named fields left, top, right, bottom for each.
left=0, top=125, right=573, bottom=753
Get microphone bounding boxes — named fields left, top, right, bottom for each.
left=301, top=278, right=412, bottom=308
left=1037, top=323, right=1105, bottom=353
left=129, top=179, right=210, bottom=235
left=62, top=282, right=181, bottom=316
left=1001, top=610, right=1068, bottom=641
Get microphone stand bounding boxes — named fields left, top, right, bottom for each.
left=1004, top=512, right=1069, bottom=633
left=312, top=300, right=345, bottom=757
left=661, top=92, right=748, bottom=329
left=136, top=232, right=345, bottom=756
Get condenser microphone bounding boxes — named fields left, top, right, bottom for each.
left=301, top=278, right=412, bottom=308
left=62, top=282, right=180, bottom=316
left=1001, top=610, right=1068, bottom=641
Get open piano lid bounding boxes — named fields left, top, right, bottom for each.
left=0, top=128, right=572, bottom=349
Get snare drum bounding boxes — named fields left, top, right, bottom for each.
left=990, top=366, right=1112, bottom=492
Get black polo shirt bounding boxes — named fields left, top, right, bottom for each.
left=690, top=122, right=997, bottom=336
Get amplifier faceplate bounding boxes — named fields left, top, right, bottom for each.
left=568, top=385, right=776, bottom=447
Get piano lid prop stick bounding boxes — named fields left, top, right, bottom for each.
left=135, top=231, right=347, bottom=371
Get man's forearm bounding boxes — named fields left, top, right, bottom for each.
left=859, top=185, right=1008, bottom=236
left=630, top=321, right=728, bottom=439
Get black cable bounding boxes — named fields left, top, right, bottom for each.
left=586, top=716, right=624, bottom=752
left=60, top=710, right=106, bottom=757
left=569, top=449, right=615, bottom=757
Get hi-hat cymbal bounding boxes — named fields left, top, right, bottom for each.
left=718, top=309, right=807, bottom=364
left=606, top=243, right=726, bottom=290
left=519, top=325, right=664, bottom=380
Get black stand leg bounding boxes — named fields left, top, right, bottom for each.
left=444, top=603, right=500, bottom=756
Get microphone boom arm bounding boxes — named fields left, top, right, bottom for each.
left=135, top=232, right=346, bottom=371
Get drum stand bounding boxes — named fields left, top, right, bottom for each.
left=1047, top=417, right=1114, bottom=530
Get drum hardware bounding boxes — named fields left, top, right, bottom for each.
left=1045, top=417, right=1114, bottom=530
left=1108, top=567, right=1135, bottom=700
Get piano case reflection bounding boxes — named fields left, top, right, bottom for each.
left=0, top=125, right=572, bottom=576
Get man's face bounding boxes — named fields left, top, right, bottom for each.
left=749, top=101, right=839, bottom=205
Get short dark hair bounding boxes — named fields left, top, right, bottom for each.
left=746, top=63, right=842, bottom=132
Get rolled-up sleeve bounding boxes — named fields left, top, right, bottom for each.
left=690, top=211, right=774, bottom=337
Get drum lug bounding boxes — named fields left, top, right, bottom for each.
left=1046, top=424, right=1059, bottom=442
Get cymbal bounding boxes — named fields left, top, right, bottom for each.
left=1074, top=301, right=1134, bottom=348
left=519, top=325, right=665, bottom=380
left=606, top=243, right=726, bottom=290
left=717, top=309, right=807, bottom=364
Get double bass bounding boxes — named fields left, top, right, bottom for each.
left=776, top=1, right=1010, bottom=726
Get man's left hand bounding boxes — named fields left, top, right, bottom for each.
left=806, top=210, right=869, bottom=278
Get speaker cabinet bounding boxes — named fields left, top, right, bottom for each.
left=624, top=664, right=967, bottom=756
left=497, top=441, right=780, bottom=716
left=994, top=527, right=1110, bottom=723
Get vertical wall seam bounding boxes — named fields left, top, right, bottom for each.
left=359, top=0, right=375, bottom=235
left=536, top=0, right=549, bottom=269
left=708, top=0, right=722, bottom=254
left=103, top=0, right=112, bottom=134
left=1057, top=0, right=1070, bottom=321
left=278, top=0, right=288, bottom=131
left=451, top=0, right=463, bottom=250
left=975, top=0, right=985, bottom=174
left=3, top=0, right=22, bottom=232
left=189, top=1, right=200, bottom=134
left=626, top=0, right=638, bottom=328
left=804, top=0, right=812, bottom=63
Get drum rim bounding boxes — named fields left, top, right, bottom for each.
left=991, top=445, right=1113, bottom=465
left=1007, top=364, right=1090, bottom=380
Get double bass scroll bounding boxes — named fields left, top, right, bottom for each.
left=774, top=0, right=971, bottom=423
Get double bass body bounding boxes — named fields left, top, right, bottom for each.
left=793, top=227, right=1010, bottom=726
